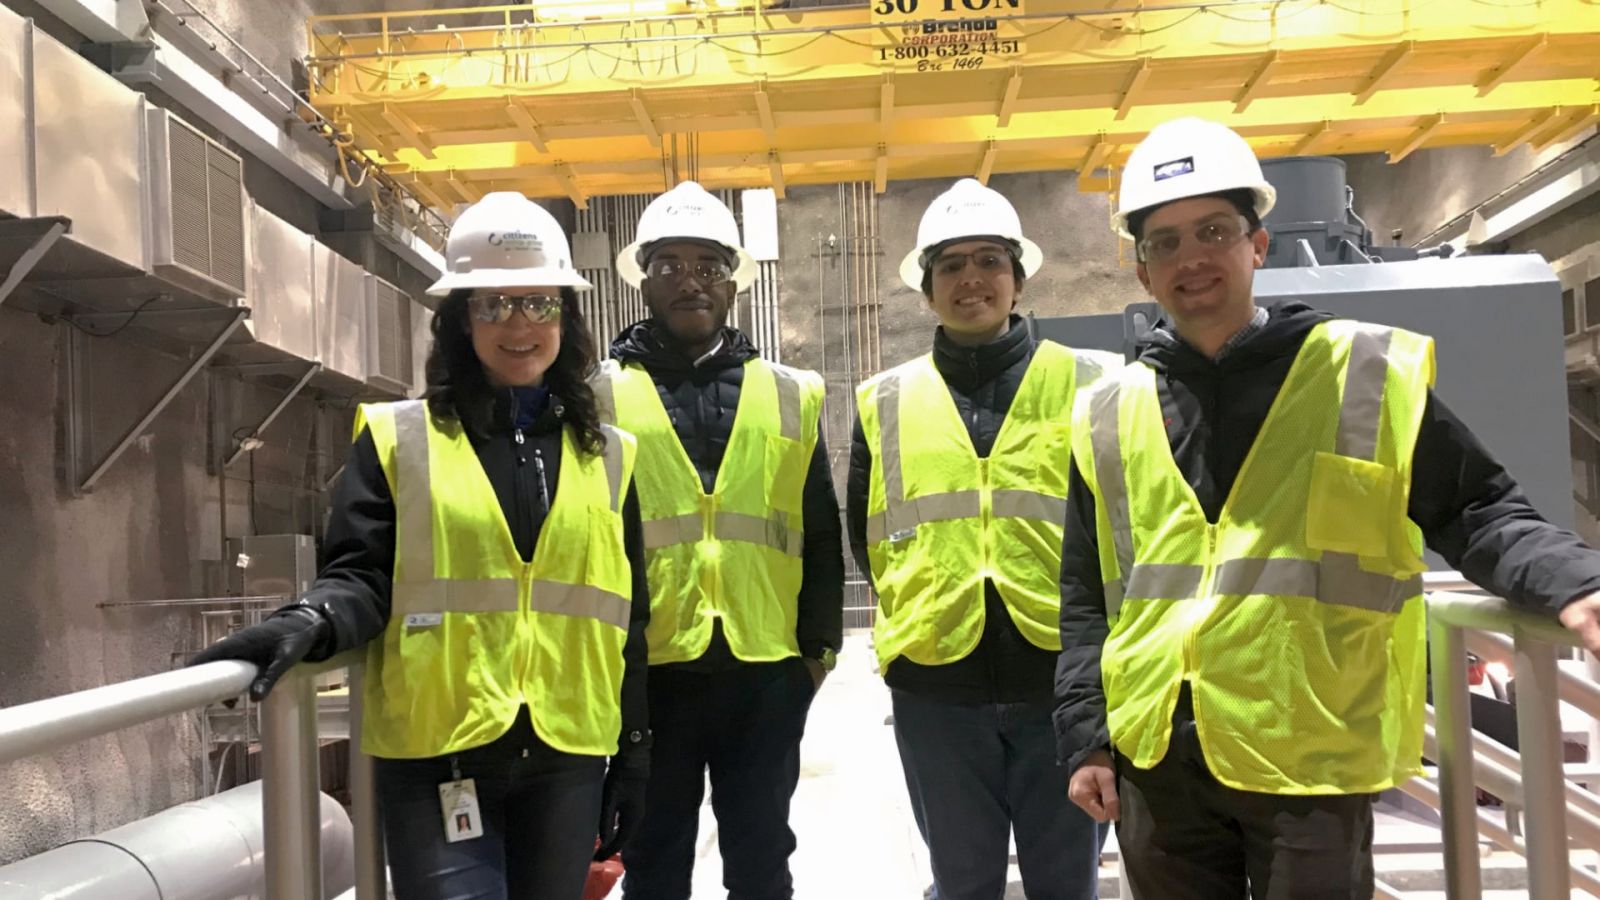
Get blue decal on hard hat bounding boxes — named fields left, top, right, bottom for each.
left=1153, top=157, right=1195, bottom=181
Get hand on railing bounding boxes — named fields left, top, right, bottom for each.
left=189, top=607, right=333, bottom=701
left=1558, top=591, right=1600, bottom=656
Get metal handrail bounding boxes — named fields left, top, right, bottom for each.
left=1428, top=589, right=1586, bottom=900
left=0, top=653, right=382, bottom=900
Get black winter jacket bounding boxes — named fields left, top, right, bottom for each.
left=609, top=321, right=845, bottom=670
left=1054, top=301, right=1600, bottom=772
left=847, top=315, right=1060, bottom=704
left=299, top=388, right=653, bottom=759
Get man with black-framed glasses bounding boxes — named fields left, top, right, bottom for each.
left=595, top=181, right=844, bottom=900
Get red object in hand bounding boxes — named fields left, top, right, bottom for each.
left=1467, top=658, right=1487, bottom=686
left=584, top=840, right=625, bottom=900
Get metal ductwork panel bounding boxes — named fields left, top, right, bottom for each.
left=365, top=276, right=414, bottom=395
left=0, top=5, right=30, bottom=218
left=411, top=297, right=435, bottom=399
left=246, top=201, right=319, bottom=362
left=0, top=780, right=354, bottom=899
left=315, top=242, right=370, bottom=384
left=30, top=24, right=147, bottom=272
left=146, top=108, right=248, bottom=301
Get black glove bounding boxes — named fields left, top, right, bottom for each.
left=595, top=751, right=649, bottom=861
left=188, top=606, right=332, bottom=702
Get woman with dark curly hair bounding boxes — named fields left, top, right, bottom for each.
left=191, top=193, right=652, bottom=900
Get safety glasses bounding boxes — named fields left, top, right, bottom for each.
left=1137, top=214, right=1252, bottom=265
left=646, top=259, right=733, bottom=285
left=467, top=293, right=563, bottom=324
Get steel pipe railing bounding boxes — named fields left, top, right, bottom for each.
left=0, top=652, right=382, bottom=900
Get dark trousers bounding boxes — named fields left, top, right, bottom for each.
left=891, top=689, right=1104, bottom=900
left=376, top=709, right=607, bottom=900
left=1117, top=694, right=1375, bottom=900
left=622, top=659, right=815, bottom=900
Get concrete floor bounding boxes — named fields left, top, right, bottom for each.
left=604, top=632, right=1120, bottom=899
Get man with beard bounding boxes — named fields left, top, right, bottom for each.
left=596, top=182, right=845, bottom=900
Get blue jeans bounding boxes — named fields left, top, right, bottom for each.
left=375, top=709, right=607, bottom=900
left=892, top=690, right=1104, bottom=900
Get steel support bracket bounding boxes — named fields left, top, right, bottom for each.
left=74, top=308, right=248, bottom=495
left=221, top=362, right=323, bottom=470
left=0, top=219, right=68, bottom=307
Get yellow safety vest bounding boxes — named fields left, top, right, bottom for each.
left=594, top=358, right=824, bottom=664
left=355, top=400, right=638, bottom=759
left=1074, top=320, right=1434, bottom=795
left=856, top=341, right=1120, bottom=670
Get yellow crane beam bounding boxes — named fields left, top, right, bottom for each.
left=306, top=0, right=1600, bottom=206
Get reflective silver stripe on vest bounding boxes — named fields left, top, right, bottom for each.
left=640, top=511, right=802, bottom=557
left=642, top=514, right=702, bottom=550
left=391, top=401, right=521, bottom=615
left=530, top=580, right=631, bottom=629
left=1075, top=355, right=1104, bottom=391
left=876, top=373, right=905, bottom=509
left=1126, top=563, right=1205, bottom=601
left=1113, top=557, right=1418, bottom=612
left=1336, top=327, right=1393, bottom=460
left=396, top=580, right=520, bottom=615
left=600, top=424, right=625, bottom=512
left=1089, top=382, right=1135, bottom=617
left=771, top=365, right=804, bottom=442
left=594, top=367, right=618, bottom=425
left=865, top=490, right=982, bottom=544
left=394, top=401, right=435, bottom=583
left=1214, top=555, right=1418, bottom=614
left=991, top=489, right=1068, bottom=526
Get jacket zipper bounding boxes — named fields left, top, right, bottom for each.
left=513, top=428, right=529, bottom=559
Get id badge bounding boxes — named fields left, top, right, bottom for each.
left=439, top=778, right=484, bottom=843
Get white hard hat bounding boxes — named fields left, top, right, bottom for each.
left=616, top=181, right=758, bottom=291
left=899, top=179, right=1043, bottom=291
left=1113, top=118, right=1277, bottom=240
left=426, top=192, right=591, bottom=296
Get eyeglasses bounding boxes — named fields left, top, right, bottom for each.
left=930, top=250, right=1013, bottom=279
left=467, top=293, right=563, bottom=324
left=1137, top=215, right=1252, bottom=265
left=646, top=259, right=733, bottom=285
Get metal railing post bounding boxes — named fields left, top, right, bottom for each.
left=348, top=662, right=386, bottom=899
left=1428, top=614, right=1483, bottom=899
left=261, top=667, right=324, bottom=900
left=1513, top=629, right=1573, bottom=899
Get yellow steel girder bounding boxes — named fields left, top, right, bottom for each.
left=306, top=0, right=1600, bottom=206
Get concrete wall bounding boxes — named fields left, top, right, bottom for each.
left=1340, top=133, right=1595, bottom=250
left=0, top=305, right=351, bottom=864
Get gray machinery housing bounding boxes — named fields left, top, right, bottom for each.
left=1259, top=156, right=1421, bottom=268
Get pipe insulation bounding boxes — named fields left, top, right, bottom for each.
left=0, top=781, right=354, bottom=899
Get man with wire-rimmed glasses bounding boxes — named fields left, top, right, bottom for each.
left=1056, top=117, right=1600, bottom=899
left=596, top=181, right=845, bottom=900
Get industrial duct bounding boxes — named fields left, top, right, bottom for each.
left=0, top=781, right=354, bottom=899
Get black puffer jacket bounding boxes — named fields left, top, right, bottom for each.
left=299, top=388, right=652, bottom=758
left=847, top=315, right=1060, bottom=704
left=609, top=320, right=845, bottom=669
left=1054, top=301, right=1600, bottom=772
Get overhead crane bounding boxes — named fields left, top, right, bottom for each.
left=304, top=0, right=1600, bottom=210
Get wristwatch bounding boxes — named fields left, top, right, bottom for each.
left=815, top=647, right=838, bottom=673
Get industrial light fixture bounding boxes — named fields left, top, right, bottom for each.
left=238, top=435, right=266, bottom=453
